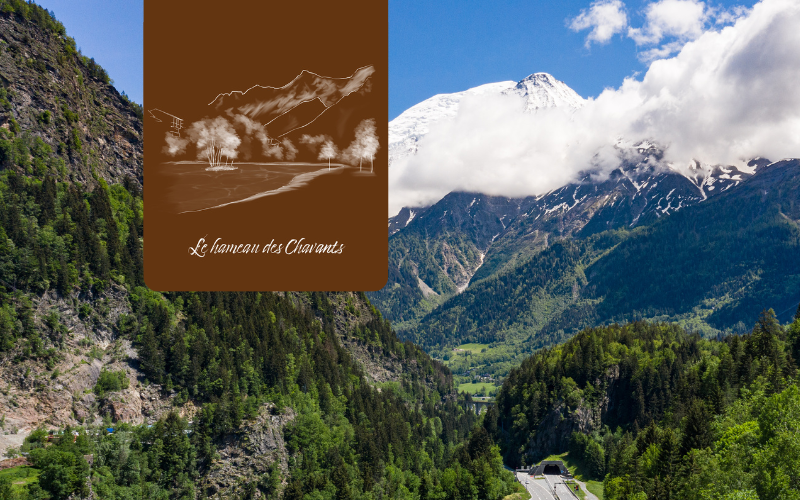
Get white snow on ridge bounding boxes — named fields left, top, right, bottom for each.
left=406, top=209, right=416, bottom=227
left=389, top=81, right=516, bottom=166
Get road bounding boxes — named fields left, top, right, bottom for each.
left=515, top=472, right=556, bottom=500
left=515, top=471, right=587, bottom=500
left=553, top=477, right=579, bottom=499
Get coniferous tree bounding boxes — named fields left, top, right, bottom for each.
left=585, top=439, right=606, bottom=478
left=125, top=217, right=143, bottom=286
left=680, top=399, right=712, bottom=455
left=748, top=309, right=782, bottom=359
left=331, top=453, right=352, bottom=500
left=139, top=323, right=164, bottom=384
left=633, top=379, right=647, bottom=426
left=37, top=175, right=56, bottom=223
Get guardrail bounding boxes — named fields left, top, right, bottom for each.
left=563, top=480, right=581, bottom=500
left=543, top=474, right=584, bottom=500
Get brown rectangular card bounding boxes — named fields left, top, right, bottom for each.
left=144, top=0, right=388, bottom=291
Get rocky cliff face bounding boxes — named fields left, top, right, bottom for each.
left=0, top=12, right=143, bottom=186
left=527, top=404, right=595, bottom=458
left=526, top=365, right=621, bottom=460
left=0, top=285, right=180, bottom=457
left=0, top=9, right=149, bottom=458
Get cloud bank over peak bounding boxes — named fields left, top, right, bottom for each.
left=389, top=0, right=800, bottom=215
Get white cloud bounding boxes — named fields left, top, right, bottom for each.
left=637, top=40, right=685, bottom=62
left=627, top=0, right=751, bottom=61
left=389, top=0, right=800, bottom=215
left=569, top=0, right=754, bottom=60
left=712, top=4, right=751, bottom=25
left=569, top=0, right=629, bottom=47
left=628, top=0, right=708, bottom=46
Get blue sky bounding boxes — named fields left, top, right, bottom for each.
left=29, top=0, right=759, bottom=118
left=389, top=0, right=758, bottom=119
left=35, top=0, right=143, bottom=104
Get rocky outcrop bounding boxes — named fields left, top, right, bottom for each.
left=528, top=403, right=596, bottom=458
left=98, top=385, right=183, bottom=425
left=526, top=364, right=622, bottom=460
left=201, top=403, right=296, bottom=499
left=0, top=456, right=30, bottom=470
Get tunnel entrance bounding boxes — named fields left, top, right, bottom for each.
left=531, top=460, right=568, bottom=476
left=543, top=464, right=561, bottom=475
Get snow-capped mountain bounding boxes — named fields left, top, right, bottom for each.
left=376, top=71, right=796, bottom=342
left=382, top=72, right=771, bottom=321
left=502, top=72, right=585, bottom=112
left=389, top=72, right=584, bottom=166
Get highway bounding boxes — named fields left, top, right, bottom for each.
left=515, top=472, right=557, bottom=500
left=515, top=471, right=583, bottom=500
left=554, top=478, right=579, bottom=499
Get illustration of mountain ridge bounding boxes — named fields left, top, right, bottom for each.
left=209, top=65, right=375, bottom=139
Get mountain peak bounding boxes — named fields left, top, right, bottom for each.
left=503, top=73, right=585, bottom=111
left=520, top=72, right=557, bottom=81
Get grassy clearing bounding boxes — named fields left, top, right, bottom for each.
left=503, top=490, right=532, bottom=500
left=454, top=343, right=490, bottom=353
left=456, top=381, right=498, bottom=395
left=586, top=482, right=604, bottom=499
left=0, top=465, right=40, bottom=491
left=541, top=452, right=603, bottom=500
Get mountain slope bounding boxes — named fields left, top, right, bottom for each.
left=375, top=192, right=540, bottom=328
left=374, top=141, right=759, bottom=336
left=0, top=8, right=143, bottom=185
left=476, top=154, right=756, bottom=281
left=411, top=159, right=800, bottom=366
left=0, top=169, right=521, bottom=499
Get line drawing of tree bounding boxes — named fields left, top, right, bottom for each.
left=187, top=117, right=241, bottom=170
left=360, top=124, right=379, bottom=173
left=345, top=119, right=379, bottom=172
left=318, top=139, right=339, bottom=170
